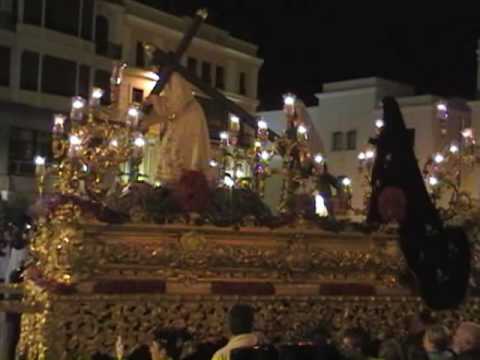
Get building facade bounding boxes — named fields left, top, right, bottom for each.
left=260, top=76, right=480, bottom=212
left=0, top=0, right=263, bottom=208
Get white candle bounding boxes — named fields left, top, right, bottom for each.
left=127, top=106, right=141, bottom=127
left=90, top=87, right=104, bottom=106
left=34, top=155, right=46, bottom=176
left=53, top=114, right=66, bottom=135
left=314, top=192, right=328, bottom=217
left=283, top=93, right=296, bottom=115
left=71, top=97, right=86, bottom=121
left=220, top=131, right=229, bottom=146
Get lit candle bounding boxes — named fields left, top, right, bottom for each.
left=90, top=87, right=104, bottom=107
left=220, top=131, right=230, bottom=146
left=52, top=114, right=66, bottom=135
left=342, top=177, right=352, bottom=187
left=428, top=176, right=439, bottom=186
left=134, top=134, right=146, bottom=148
left=437, top=102, right=447, bottom=112
left=236, top=169, right=245, bottom=179
left=34, top=155, right=46, bottom=176
left=297, top=124, right=308, bottom=141
left=69, top=134, right=82, bottom=146
left=257, top=119, right=268, bottom=139
left=260, top=150, right=270, bottom=161
left=365, top=150, right=375, bottom=159
left=71, top=96, right=86, bottom=121
left=433, top=153, right=444, bottom=164
left=127, top=105, right=141, bottom=127
left=68, top=134, right=82, bottom=157
left=283, top=93, right=296, bottom=115
left=375, top=119, right=384, bottom=129
left=314, top=192, right=328, bottom=217
left=229, top=114, right=240, bottom=133
left=449, top=143, right=459, bottom=154
left=314, top=153, right=324, bottom=164
left=462, top=128, right=474, bottom=139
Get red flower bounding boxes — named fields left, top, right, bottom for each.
left=172, top=170, right=211, bottom=213
left=377, top=186, right=407, bottom=223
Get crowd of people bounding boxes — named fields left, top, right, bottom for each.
left=0, top=199, right=30, bottom=360
left=83, top=305, right=480, bottom=360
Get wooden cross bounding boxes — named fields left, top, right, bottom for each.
left=146, top=8, right=208, bottom=98
left=144, top=9, right=278, bottom=141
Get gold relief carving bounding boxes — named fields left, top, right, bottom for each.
left=18, top=294, right=480, bottom=359
left=98, top=231, right=402, bottom=285
left=284, top=236, right=312, bottom=272
left=30, top=210, right=105, bottom=285
left=178, top=231, right=208, bottom=252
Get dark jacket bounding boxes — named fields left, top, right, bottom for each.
left=379, top=335, right=428, bottom=360
left=456, top=349, right=480, bottom=360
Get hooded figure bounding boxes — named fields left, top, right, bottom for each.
left=368, top=96, right=471, bottom=310
left=143, top=72, right=212, bottom=185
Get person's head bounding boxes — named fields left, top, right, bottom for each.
left=342, top=327, right=369, bottom=355
left=423, top=325, right=450, bottom=353
left=453, top=322, right=480, bottom=354
left=229, top=304, right=255, bottom=336
left=381, top=96, right=407, bottom=135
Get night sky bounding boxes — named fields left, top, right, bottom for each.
left=138, top=1, right=480, bottom=110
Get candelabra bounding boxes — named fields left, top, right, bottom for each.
left=30, top=63, right=147, bottom=286
left=247, top=117, right=273, bottom=198
left=422, top=101, right=478, bottom=213
left=276, top=93, right=320, bottom=216
left=36, top=64, right=146, bottom=204
left=214, top=114, right=250, bottom=189
left=357, top=147, right=376, bottom=211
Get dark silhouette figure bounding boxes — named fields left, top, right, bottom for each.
left=367, top=96, right=471, bottom=310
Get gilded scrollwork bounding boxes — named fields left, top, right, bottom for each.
left=18, top=293, right=480, bottom=359
left=95, top=227, right=402, bottom=285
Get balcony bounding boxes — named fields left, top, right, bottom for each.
left=95, top=42, right=122, bottom=60
left=0, top=11, right=16, bottom=31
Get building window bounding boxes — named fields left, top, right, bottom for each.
left=239, top=72, right=247, bottom=95
left=187, top=57, right=197, bottom=75
left=132, top=88, right=144, bottom=103
left=96, top=15, right=110, bottom=55
left=45, top=0, right=80, bottom=36
left=8, top=127, right=51, bottom=176
left=136, top=41, right=145, bottom=68
left=215, top=66, right=225, bottom=90
left=23, top=0, right=42, bottom=26
left=0, top=46, right=10, bottom=86
left=81, top=0, right=94, bottom=41
left=20, top=50, right=39, bottom=91
left=332, top=131, right=343, bottom=151
left=78, top=65, right=90, bottom=99
left=94, top=69, right=111, bottom=105
left=201, top=62, right=212, bottom=84
left=346, top=130, right=357, bottom=150
left=196, top=95, right=228, bottom=141
left=41, top=55, right=76, bottom=96
left=0, top=0, right=17, bottom=29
